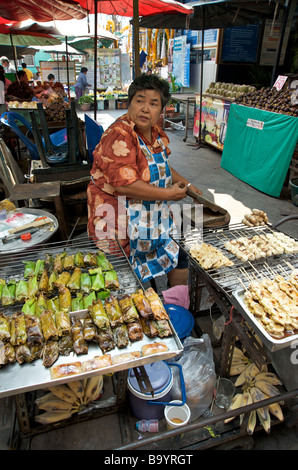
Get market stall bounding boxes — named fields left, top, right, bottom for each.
left=1, top=205, right=297, bottom=449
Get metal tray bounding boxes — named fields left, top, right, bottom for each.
left=232, top=288, right=298, bottom=352
left=0, top=235, right=183, bottom=398
left=0, top=208, right=58, bottom=254
left=0, top=312, right=183, bottom=398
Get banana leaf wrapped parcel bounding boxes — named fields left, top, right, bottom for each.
left=144, top=287, right=169, bottom=321
left=48, top=270, right=58, bottom=294
left=151, top=319, right=172, bottom=338
left=42, top=340, right=59, bottom=367
left=105, top=295, right=123, bottom=328
left=67, top=267, right=82, bottom=292
left=15, top=344, right=32, bottom=365
left=58, top=285, right=72, bottom=311
left=70, top=315, right=88, bottom=355
left=23, top=260, right=35, bottom=278
left=83, top=313, right=99, bottom=342
left=46, top=296, right=60, bottom=313
left=71, top=293, right=84, bottom=312
left=113, top=324, right=129, bottom=349
left=88, top=300, right=110, bottom=330
left=34, top=259, right=45, bottom=278
left=126, top=321, right=143, bottom=342
left=44, top=253, right=54, bottom=272
left=28, top=274, right=39, bottom=299
left=74, top=251, right=85, bottom=268
left=1, top=280, right=16, bottom=306
left=118, top=294, right=139, bottom=323
left=0, top=279, right=5, bottom=298
left=15, top=279, right=29, bottom=303
left=35, top=293, right=48, bottom=317
left=97, top=325, right=115, bottom=353
left=38, top=270, right=49, bottom=294
left=96, top=250, right=113, bottom=271
left=83, top=252, right=98, bottom=267
left=89, top=267, right=105, bottom=292
left=24, top=314, right=43, bottom=345
left=0, top=313, right=10, bottom=342
left=104, top=270, right=119, bottom=290
left=80, top=272, right=92, bottom=294
left=131, top=289, right=154, bottom=319
left=53, top=252, right=67, bottom=273
left=40, top=310, right=58, bottom=342
left=55, top=310, right=71, bottom=337
left=58, top=334, right=73, bottom=356
left=83, top=291, right=97, bottom=309
left=4, top=342, right=16, bottom=364
left=54, top=271, right=71, bottom=289
left=10, top=312, right=27, bottom=346
left=63, top=254, right=75, bottom=270
left=22, top=297, right=37, bottom=316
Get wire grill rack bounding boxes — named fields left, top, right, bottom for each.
left=173, top=223, right=298, bottom=299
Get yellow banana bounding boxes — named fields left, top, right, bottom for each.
left=253, top=380, right=280, bottom=398
left=229, top=363, right=250, bottom=376
left=235, top=362, right=260, bottom=387
left=257, top=407, right=271, bottom=434
left=247, top=410, right=257, bottom=435
left=36, top=395, right=74, bottom=413
left=35, top=392, right=57, bottom=407
left=232, top=347, right=248, bottom=361
left=84, top=375, right=103, bottom=403
left=224, top=393, right=244, bottom=423
left=48, top=385, right=79, bottom=404
left=67, top=380, right=85, bottom=403
left=34, top=410, right=74, bottom=424
left=253, top=372, right=282, bottom=386
left=268, top=400, right=284, bottom=421
left=239, top=391, right=251, bottom=425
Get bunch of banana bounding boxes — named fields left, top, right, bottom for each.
left=35, top=375, right=103, bottom=424
left=229, top=346, right=252, bottom=376
left=226, top=347, right=284, bottom=435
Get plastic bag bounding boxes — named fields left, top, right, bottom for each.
left=171, top=334, right=216, bottom=421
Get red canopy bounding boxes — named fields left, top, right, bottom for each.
left=60, top=0, right=193, bottom=17
left=0, top=0, right=87, bottom=23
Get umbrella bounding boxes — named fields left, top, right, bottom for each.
left=0, top=0, right=87, bottom=23
left=138, top=0, right=285, bottom=30
left=0, top=24, right=62, bottom=46
left=29, top=43, right=85, bottom=56
left=0, top=45, right=37, bottom=59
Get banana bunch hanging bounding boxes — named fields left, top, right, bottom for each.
left=226, top=347, right=284, bottom=435
left=34, top=375, right=103, bottom=424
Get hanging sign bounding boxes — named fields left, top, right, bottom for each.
left=173, top=36, right=190, bottom=87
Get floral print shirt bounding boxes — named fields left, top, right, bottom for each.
left=87, top=113, right=171, bottom=253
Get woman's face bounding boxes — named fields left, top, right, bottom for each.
left=128, top=89, right=162, bottom=133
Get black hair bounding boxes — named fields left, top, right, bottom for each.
left=81, top=67, right=88, bottom=73
left=48, top=74, right=55, bottom=81
left=0, top=65, right=5, bottom=85
left=22, top=63, right=26, bottom=68
left=128, top=73, right=171, bottom=109
left=16, top=70, right=27, bottom=79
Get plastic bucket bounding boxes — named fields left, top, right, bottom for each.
left=164, top=400, right=191, bottom=430
left=127, top=361, right=173, bottom=420
left=290, top=178, right=298, bottom=207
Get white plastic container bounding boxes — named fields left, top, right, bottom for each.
left=164, top=400, right=191, bottom=429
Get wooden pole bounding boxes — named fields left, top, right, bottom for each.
left=133, top=0, right=141, bottom=77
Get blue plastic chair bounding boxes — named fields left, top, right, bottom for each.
left=0, top=111, right=68, bottom=162
left=84, top=114, right=104, bottom=162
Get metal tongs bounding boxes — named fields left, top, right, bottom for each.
left=1, top=227, right=40, bottom=244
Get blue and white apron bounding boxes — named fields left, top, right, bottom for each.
left=126, top=135, right=179, bottom=283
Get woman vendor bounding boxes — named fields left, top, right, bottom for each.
left=87, top=74, right=202, bottom=287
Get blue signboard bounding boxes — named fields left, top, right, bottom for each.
left=173, top=36, right=190, bottom=87
left=221, top=24, right=260, bottom=63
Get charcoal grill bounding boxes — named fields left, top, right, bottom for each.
left=173, top=222, right=298, bottom=373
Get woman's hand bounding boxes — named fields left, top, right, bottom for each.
left=187, top=183, right=203, bottom=197
left=168, top=181, right=188, bottom=201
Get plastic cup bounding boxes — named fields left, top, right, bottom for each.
left=164, top=400, right=191, bottom=430
left=214, top=378, right=235, bottom=409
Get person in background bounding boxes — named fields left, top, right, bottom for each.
left=21, top=63, right=33, bottom=81
left=87, top=73, right=202, bottom=287
left=0, top=56, right=15, bottom=73
left=0, top=66, right=6, bottom=114
left=6, top=70, right=34, bottom=100
left=47, top=74, right=55, bottom=86
left=0, top=65, right=11, bottom=93
left=75, top=67, right=91, bottom=103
